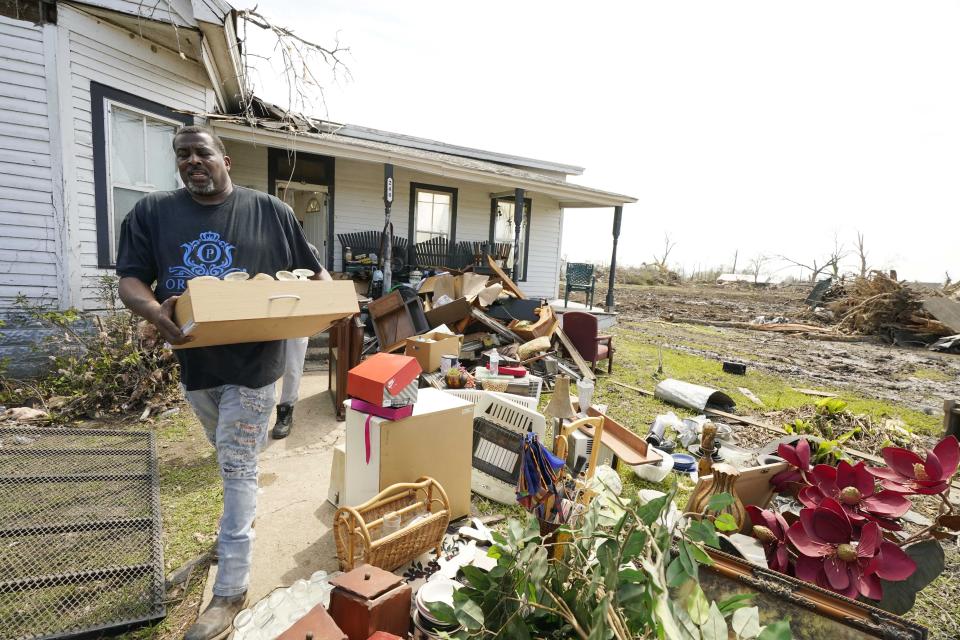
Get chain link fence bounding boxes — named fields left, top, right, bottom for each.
left=0, top=427, right=164, bottom=639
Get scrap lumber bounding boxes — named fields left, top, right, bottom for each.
left=486, top=255, right=526, bottom=299
left=738, top=387, right=765, bottom=408
left=610, top=381, right=653, bottom=396
left=555, top=325, right=596, bottom=381
left=792, top=388, right=838, bottom=398
left=471, top=308, right=524, bottom=343
left=922, top=298, right=960, bottom=334
left=662, top=316, right=834, bottom=335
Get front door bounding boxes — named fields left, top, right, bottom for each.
left=276, top=183, right=329, bottom=260
left=268, top=148, right=335, bottom=268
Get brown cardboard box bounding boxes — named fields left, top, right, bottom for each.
left=404, top=331, right=463, bottom=372
left=379, top=389, right=474, bottom=518
left=345, top=389, right=473, bottom=518
left=173, top=279, right=359, bottom=349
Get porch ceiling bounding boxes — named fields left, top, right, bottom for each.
left=212, top=122, right=636, bottom=208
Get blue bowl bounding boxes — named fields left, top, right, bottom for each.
left=671, top=453, right=697, bottom=473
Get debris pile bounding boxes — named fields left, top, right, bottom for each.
left=816, top=272, right=957, bottom=345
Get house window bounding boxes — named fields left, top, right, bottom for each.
left=91, top=82, right=192, bottom=267
left=491, top=197, right=532, bottom=281
left=409, top=183, right=457, bottom=245
left=107, top=104, right=181, bottom=258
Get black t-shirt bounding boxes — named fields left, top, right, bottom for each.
left=116, top=186, right=322, bottom=391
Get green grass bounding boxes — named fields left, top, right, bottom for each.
left=119, top=414, right=222, bottom=640
left=908, top=367, right=953, bottom=383
left=601, top=325, right=941, bottom=435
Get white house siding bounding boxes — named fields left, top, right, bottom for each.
left=60, top=5, right=214, bottom=310
left=333, top=158, right=562, bottom=299
left=69, top=0, right=198, bottom=28
left=224, top=139, right=268, bottom=192
left=0, top=16, right=58, bottom=306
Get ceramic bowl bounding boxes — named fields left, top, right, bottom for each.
left=252, top=273, right=274, bottom=281
left=293, top=268, right=315, bottom=279
left=224, top=272, right=250, bottom=281
left=275, top=270, right=297, bottom=281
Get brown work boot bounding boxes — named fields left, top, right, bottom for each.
left=184, top=592, right=247, bottom=640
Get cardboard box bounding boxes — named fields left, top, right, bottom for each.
left=404, top=331, right=463, bottom=372
left=173, top=279, right=359, bottom=349
left=347, top=353, right=422, bottom=407
left=424, top=297, right=472, bottom=329
left=344, top=389, right=474, bottom=518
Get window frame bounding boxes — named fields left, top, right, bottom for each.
left=489, top=195, right=532, bottom=281
left=91, top=82, right=192, bottom=268
left=407, top=182, right=458, bottom=247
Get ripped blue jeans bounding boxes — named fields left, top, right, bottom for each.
left=183, top=383, right=275, bottom=597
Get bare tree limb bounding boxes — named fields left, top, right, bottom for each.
left=653, top=232, right=676, bottom=269
left=855, top=231, right=869, bottom=278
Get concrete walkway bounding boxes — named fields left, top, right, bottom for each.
left=200, top=366, right=345, bottom=611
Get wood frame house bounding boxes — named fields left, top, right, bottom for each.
left=0, top=0, right=634, bottom=376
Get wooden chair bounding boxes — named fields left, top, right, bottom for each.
left=564, top=263, right=596, bottom=308
left=328, top=313, right=364, bottom=421
left=562, top=311, right=614, bottom=374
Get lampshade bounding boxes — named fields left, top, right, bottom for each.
left=544, top=375, right=577, bottom=421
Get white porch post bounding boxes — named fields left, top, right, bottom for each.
left=512, top=188, right=524, bottom=279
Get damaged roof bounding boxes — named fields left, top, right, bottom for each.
left=211, top=98, right=636, bottom=207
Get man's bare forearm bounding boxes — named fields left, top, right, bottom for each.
left=119, top=277, right=192, bottom=345
left=118, top=277, right=161, bottom=319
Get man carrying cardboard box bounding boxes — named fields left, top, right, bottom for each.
left=116, top=125, right=329, bottom=640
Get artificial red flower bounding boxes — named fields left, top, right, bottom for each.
left=868, top=435, right=960, bottom=495
left=746, top=505, right=790, bottom=573
left=771, top=438, right=813, bottom=494
left=786, top=498, right=916, bottom=600
left=798, top=460, right=911, bottom=530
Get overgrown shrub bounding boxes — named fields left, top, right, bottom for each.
left=0, top=276, right=180, bottom=421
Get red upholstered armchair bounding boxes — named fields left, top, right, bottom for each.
left=562, top=311, right=614, bottom=374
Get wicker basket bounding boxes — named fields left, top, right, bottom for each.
left=333, top=476, right=451, bottom=572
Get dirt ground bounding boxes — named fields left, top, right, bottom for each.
left=613, top=283, right=960, bottom=415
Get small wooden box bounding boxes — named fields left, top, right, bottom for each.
left=276, top=602, right=347, bottom=639
left=328, top=565, right=411, bottom=640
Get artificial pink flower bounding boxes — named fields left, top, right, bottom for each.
left=868, top=436, right=960, bottom=495
left=746, top=505, right=790, bottom=573
left=786, top=498, right=916, bottom=600
left=798, top=460, right=911, bottom=530
left=771, top=438, right=813, bottom=494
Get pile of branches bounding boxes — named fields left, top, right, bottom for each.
left=825, top=272, right=952, bottom=339
left=1, top=279, right=181, bottom=422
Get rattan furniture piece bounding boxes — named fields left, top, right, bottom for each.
left=333, top=476, right=451, bottom=572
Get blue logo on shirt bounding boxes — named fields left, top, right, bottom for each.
left=166, top=231, right=245, bottom=292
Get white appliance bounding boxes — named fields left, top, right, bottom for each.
left=565, top=429, right=615, bottom=476
left=444, top=389, right=547, bottom=504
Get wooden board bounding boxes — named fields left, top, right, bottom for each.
left=922, top=298, right=960, bottom=333
left=584, top=406, right=661, bottom=466
left=471, top=308, right=524, bottom=343
left=792, top=388, right=838, bottom=398
left=554, top=325, right=596, bottom=381
left=486, top=255, right=527, bottom=299
left=610, top=381, right=653, bottom=396
left=738, top=387, right=766, bottom=408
